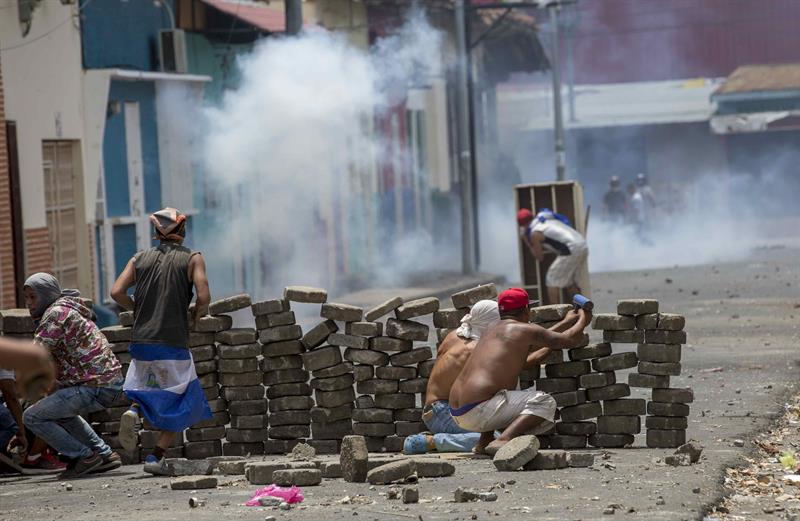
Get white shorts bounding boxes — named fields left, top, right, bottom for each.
left=452, top=389, right=556, bottom=433
left=546, top=246, right=588, bottom=289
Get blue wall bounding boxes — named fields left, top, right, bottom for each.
left=103, top=80, right=163, bottom=217
left=80, top=0, right=175, bottom=71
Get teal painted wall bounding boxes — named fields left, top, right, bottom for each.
left=185, top=32, right=252, bottom=102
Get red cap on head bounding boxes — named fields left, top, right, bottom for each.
left=517, top=208, right=534, bottom=226
left=498, top=287, right=532, bottom=313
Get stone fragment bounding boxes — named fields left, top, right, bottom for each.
left=637, top=343, right=681, bottom=363
left=433, top=308, right=468, bottom=328
left=284, top=286, right=327, bottom=303
left=376, top=366, right=417, bottom=380
left=251, top=298, right=290, bottom=317
left=353, top=364, right=374, bottom=381
left=592, top=314, right=636, bottom=331
left=536, top=378, right=578, bottom=393
left=356, top=379, right=398, bottom=395
left=101, top=325, right=131, bottom=342
left=402, top=487, right=419, bottom=504
left=651, top=387, right=694, bottom=403
left=645, top=329, right=687, bottom=344
left=588, top=433, right=634, bottom=448
left=603, top=399, right=646, bottom=416
left=555, top=421, right=596, bottom=436
left=215, top=328, right=257, bottom=345
left=597, top=415, right=641, bottom=434
left=118, top=311, right=133, bottom=327
left=586, top=384, right=631, bottom=402
left=170, top=476, right=218, bottom=490
left=628, top=373, right=671, bottom=389
left=602, top=330, right=644, bottom=343
left=567, top=452, right=595, bottom=467
left=638, top=361, right=682, bottom=376
left=399, top=378, right=427, bottom=394
left=617, top=299, right=659, bottom=315
left=371, top=337, right=412, bottom=352
left=321, top=302, right=364, bottom=322
left=493, top=435, right=539, bottom=471
left=386, top=319, right=429, bottom=341
left=547, top=435, right=587, bottom=449
left=367, top=459, right=417, bottom=485
left=344, top=348, right=389, bottom=366
left=194, top=315, right=232, bottom=333
left=221, top=386, right=264, bottom=401
left=579, top=372, right=615, bottom=389
left=675, top=441, right=703, bottom=463
left=314, top=387, right=356, bottom=408
left=340, top=435, right=369, bottom=482
left=346, top=321, right=383, bottom=337
left=329, top=333, right=370, bottom=350
left=217, top=342, right=261, bottom=359
left=592, top=352, right=638, bottom=372
left=665, top=454, right=691, bottom=467
left=390, top=347, right=433, bottom=366
left=219, top=371, right=261, bottom=387
left=313, top=362, right=353, bottom=379
left=645, top=416, right=688, bottom=430
left=269, top=396, right=314, bottom=412
left=647, top=402, right=690, bottom=417
left=263, top=369, right=309, bottom=386
left=260, top=325, right=303, bottom=344
left=646, top=429, right=686, bottom=448
left=551, top=390, right=586, bottom=408
left=568, top=342, right=612, bottom=361
left=255, top=311, right=296, bottom=329
left=263, top=354, right=304, bottom=372
left=218, top=358, right=259, bottom=374
left=365, top=297, right=404, bottom=322
left=657, top=313, right=686, bottom=331
left=545, top=361, right=591, bottom=378
left=246, top=462, right=289, bottom=484
left=635, top=313, right=660, bottom=330
left=530, top=304, right=572, bottom=323
left=310, top=404, right=354, bottom=423
left=395, top=297, right=439, bottom=320
left=302, top=345, right=343, bottom=372
left=268, top=425, right=311, bottom=439
left=353, top=422, right=395, bottom=437
left=374, top=393, right=416, bottom=410
left=523, top=450, right=568, bottom=470
left=560, top=402, right=602, bottom=422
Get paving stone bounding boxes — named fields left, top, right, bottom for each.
left=541, top=350, right=564, bottom=364
left=355, top=395, right=375, bottom=408
left=195, top=315, right=233, bottom=333
left=202, top=386, right=221, bottom=401
left=394, top=408, right=423, bottom=422
left=246, top=462, right=289, bottom=484
left=617, top=299, right=659, bottom=315
left=251, top=298, right=290, bottom=317
left=191, top=344, right=216, bottom=362
left=255, top=311, right=296, bottom=329
left=559, top=402, right=602, bottom=422
left=548, top=435, right=587, bottom=449
left=265, top=341, right=307, bottom=359
left=310, top=419, right=354, bottom=439
left=647, top=401, right=690, bottom=417
left=269, top=396, right=314, bottom=412
left=313, top=361, right=353, bottom=379
left=603, top=398, right=646, bottom=416
left=269, top=425, right=311, bottom=439
left=185, top=426, right=226, bottom=442
left=224, top=442, right=266, bottom=457
left=198, top=372, right=219, bottom=388
left=353, top=364, right=374, bottom=381
left=637, top=343, right=682, bottom=363
left=353, top=422, right=396, bottom=437
left=101, top=325, right=131, bottom=343
left=311, top=374, right=354, bottom=391
left=225, top=428, right=267, bottom=443
left=365, top=297, right=404, bottom=322
left=597, top=415, right=641, bottom=434
left=395, top=297, right=439, bottom=320
left=646, top=429, right=686, bottom=448
left=390, top=347, right=433, bottom=366
left=646, top=416, right=688, bottom=430
left=308, top=439, right=340, bottom=455
left=220, top=371, right=262, bottom=387
left=260, top=325, right=303, bottom=344
left=588, top=433, right=635, bottom=448
left=340, top=435, right=369, bottom=482
left=579, top=371, right=615, bottom=389
left=592, top=314, right=636, bottom=331
left=638, top=361, right=682, bottom=376
left=602, top=330, right=645, bottom=343
left=310, top=404, right=354, bottom=423
left=371, top=337, right=413, bottom=352
left=284, top=286, right=327, bottom=303
left=628, top=373, right=671, bottom=389
left=329, top=333, right=370, bottom=350
left=222, top=386, right=265, bottom=401
left=263, top=369, right=309, bottom=386
left=217, top=459, right=248, bottom=475
left=568, top=342, right=612, bottom=361
left=376, top=366, right=417, bottom=380
left=635, top=313, right=660, bottom=330
left=344, top=348, right=389, bottom=366
left=263, top=440, right=298, bottom=455
left=357, top=379, right=398, bottom=395
left=320, top=461, right=342, bottom=478
left=395, top=421, right=425, bottom=436
left=302, top=345, right=343, bottom=371
left=652, top=387, right=694, bottom=403
left=271, top=468, right=323, bottom=487
left=657, top=313, right=686, bottom=330
left=536, top=378, right=578, bottom=393
left=418, top=359, right=436, bottom=378
left=530, top=304, right=572, bottom=323
left=217, top=342, right=261, bottom=359
left=374, top=393, right=416, bottom=410
left=664, top=453, right=692, bottom=467
left=165, top=458, right=214, bottom=476
left=414, top=458, right=455, bottom=477
left=209, top=294, right=251, bottom=315
left=555, top=421, right=596, bottom=435
left=230, top=414, right=267, bottom=429
left=188, top=332, right=216, bottom=347
left=383, top=435, right=406, bottom=453
left=523, top=449, right=568, bottom=470
left=301, top=320, right=339, bottom=349
left=567, top=452, right=595, bottom=468
left=550, top=390, right=586, bottom=408
left=592, top=352, right=638, bottom=372
left=170, top=476, right=217, bottom=490
left=433, top=308, right=468, bottom=328
left=586, top=383, right=631, bottom=402
left=184, top=440, right=223, bottom=459
left=386, top=319, right=429, bottom=341
left=367, top=459, right=417, bottom=484
left=263, top=355, right=304, bottom=372
left=493, top=435, right=539, bottom=471
left=399, top=378, right=428, bottom=394
left=346, top=321, right=383, bottom=337
left=402, top=486, right=419, bottom=504
left=645, top=329, right=687, bottom=344
left=450, top=283, right=498, bottom=309
left=315, top=387, right=356, bottom=408
left=194, top=360, right=217, bottom=375
left=194, top=412, right=229, bottom=429
left=321, top=302, right=364, bottom=322
left=216, top=328, right=257, bottom=345
left=227, top=399, right=266, bottom=416
left=218, top=358, right=259, bottom=374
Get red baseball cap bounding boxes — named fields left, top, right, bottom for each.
left=517, top=208, right=534, bottom=226
left=498, top=287, right=535, bottom=312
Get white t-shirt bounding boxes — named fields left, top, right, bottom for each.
left=528, top=217, right=586, bottom=255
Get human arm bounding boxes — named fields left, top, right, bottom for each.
left=0, top=338, right=54, bottom=400
left=521, top=308, right=592, bottom=351
left=190, top=254, right=210, bottom=323
left=111, top=257, right=136, bottom=311
left=522, top=311, right=580, bottom=367
left=0, top=379, right=27, bottom=452
left=529, top=231, right=545, bottom=262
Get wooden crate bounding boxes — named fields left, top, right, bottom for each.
left=514, top=181, right=590, bottom=305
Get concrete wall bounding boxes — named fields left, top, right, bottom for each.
left=0, top=54, right=17, bottom=308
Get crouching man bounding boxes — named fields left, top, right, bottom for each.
left=448, top=288, right=591, bottom=455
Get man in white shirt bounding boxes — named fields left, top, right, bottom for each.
left=518, top=208, right=588, bottom=304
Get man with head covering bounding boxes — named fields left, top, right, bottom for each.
left=21, top=273, right=124, bottom=477
left=603, top=176, right=627, bottom=221
left=111, top=207, right=211, bottom=475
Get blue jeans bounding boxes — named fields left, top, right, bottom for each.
left=423, top=400, right=481, bottom=452
left=0, top=402, right=18, bottom=452
left=24, top=386, right=121, bottom=459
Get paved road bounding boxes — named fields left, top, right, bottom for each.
left=1, top=245, right=798, bottom=521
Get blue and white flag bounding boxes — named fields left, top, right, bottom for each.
left=123, top=344, right=211, bottom=432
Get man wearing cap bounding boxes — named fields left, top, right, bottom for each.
left=449, top=288, right=591, bottom=455
left=518, top=208, right=588, bottom=305
left=111, top=207, right=212, bottom=475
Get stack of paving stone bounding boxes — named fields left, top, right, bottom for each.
left=256, top=287, right=315, bottom=454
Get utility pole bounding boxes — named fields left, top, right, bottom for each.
left=285, top=0, right=303, bottom=36
left=455, top=0, right=476, bottom=274
left=548, top=2, right=567, bottom=181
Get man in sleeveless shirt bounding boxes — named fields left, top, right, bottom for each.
left=111, top=208, right=212, bottom=475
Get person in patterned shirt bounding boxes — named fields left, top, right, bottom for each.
left=21, top=273, right=124, bottom=478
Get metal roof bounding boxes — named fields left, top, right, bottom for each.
left=199, top=0, right=287, bottom=33
left=713, top=64, right=800, bottom=98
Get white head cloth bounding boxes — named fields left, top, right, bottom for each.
left=456, top=299, right=500, bottom=340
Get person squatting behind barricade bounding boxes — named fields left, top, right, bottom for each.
left=21, top=273, right=124, bottom=477
left=112, top=207, right=211, bottom=476
left=403, top=300, right=500, bottom=455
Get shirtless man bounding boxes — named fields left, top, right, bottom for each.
left=449, top=287, right=591, bottom=454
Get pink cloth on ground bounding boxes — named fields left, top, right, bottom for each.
left=245, top=485, right=305, bottom=506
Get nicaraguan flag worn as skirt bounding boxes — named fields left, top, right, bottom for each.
left=123, top=343, right=211, bottom=432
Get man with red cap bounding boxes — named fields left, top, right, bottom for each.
left=517, top=208, right=588, bottom=305
left=448, top=287, right=591, bottom=455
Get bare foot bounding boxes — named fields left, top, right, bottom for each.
left=473, top=432, right=495, bottom=454
left=485, top=439, right=509, bottom=457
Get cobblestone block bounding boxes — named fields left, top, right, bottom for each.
left=284, top=286, right=327, bottom=303
left=597, top=415, right=641, bottom=434
left=365, top=297, right=404, bottom=322
left=329, top=333, right=370, bottom=350
left=568, top=342, right=612, bottom=361
left=216, top=328, right=257, bottom=345
left=386, top=319, right=429, bottom=341
left=301, top=320, right=338, bottom=349
left=628, top=373, right=670, bottom=389
left=251, top=298, right=290, bottom=316
left=637, top=343, right=681, bottom=363
left=602, top=398, right=646, bottom=416
left=371, top=337, right=412, bottom=352
left=266, top=382, right=312, bottom=398
left=645, top=329, right=687, bottom=344
left=652, top=387, right=694, bottom=403
left=592, top=352, right=638, bottom=372
left=451, top=283, right=498, bottom=309
left=579, top=371, right=615, bottom=389
left=395, top=297, right=439, bottom=320
left=592, top=314, right=635, bottom=331
left=617, top=299, right=659, bottom=315
left=602, top=330, right=645, bottom=343
left=586, top=383, right=631, bottom=402
left=344, top=348, right=389, bottom=366
left=346, top=322, right=383, bottom=337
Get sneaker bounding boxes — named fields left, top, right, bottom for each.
left=22, top=450, right=67, bottom=471
left=118, top=408, right=140, bottom=452
left=143, top=454, right=169, bottom=476
left=92, top=451, right=122, bottom=474
left=72, top=452, right=103, bottom=477
left=403, top=434, right=430, bottom=455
